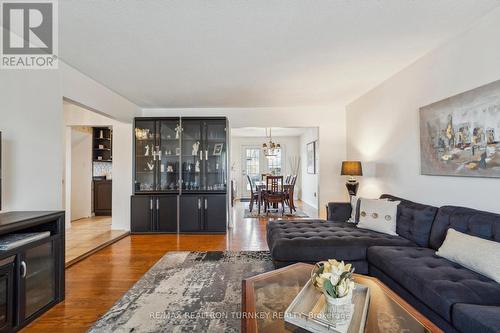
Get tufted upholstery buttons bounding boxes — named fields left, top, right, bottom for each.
left=367, top=246, right=500, bottom=321
left=429, top=206, right=500, bottom=250
left=267, top=219, right=416, bottom=275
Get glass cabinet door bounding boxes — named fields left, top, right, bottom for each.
left=135, top=120, right=157, bottom=192
left=23, top=241, right=55, bottom=320
left=0, top=256, right=14, bottom=332
left=203, top=120, right=227, bottom=192
left=181, top=120, right=203, bottom=192
left=158, top=120, right=181, bottom=192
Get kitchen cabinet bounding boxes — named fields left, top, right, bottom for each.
left=93, top=180, right=112, bottom=216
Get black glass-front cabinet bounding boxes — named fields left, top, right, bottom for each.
left=135, top=119, right=181, bottom=192
left=132, top=117, right=228, bottom=234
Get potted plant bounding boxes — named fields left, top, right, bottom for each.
left=311, top=259, right=355, bottom=318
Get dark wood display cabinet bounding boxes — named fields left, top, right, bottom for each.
left=131, top=195, right=177, bottom=233
left=131, top=117, right=228, bottom=234
left=179, top=195, right=227, bottom=232
left=0, top=211, right=65, bottom=332
left=92, top=127, right=112, bottom=162
left=92, top=127, right=113, bottom=216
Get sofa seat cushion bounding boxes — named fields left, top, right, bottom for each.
left=452, top=304, right=500, bottom=333
left=266, top=220, right=416, bottom=263
left=367, top=246, right=500, bottom=321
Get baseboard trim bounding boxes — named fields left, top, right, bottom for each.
left=301, top=198, right=318, bottom=209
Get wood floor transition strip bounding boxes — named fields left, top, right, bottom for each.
left=65, top=231, right=130, bottom=268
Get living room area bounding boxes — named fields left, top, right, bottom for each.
left=1, top=1, right=500, bottom=333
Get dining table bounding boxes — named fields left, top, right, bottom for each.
left=253, top=180, right=293, bottom=214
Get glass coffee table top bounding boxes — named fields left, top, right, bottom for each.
left=242, top=263, right=442, bottom=333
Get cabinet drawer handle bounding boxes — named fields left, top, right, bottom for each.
left=156, top=198, right=159, bottom=210
left=150, top=198, right=153, bottom=210
left=205, top=198, right=208, bottom=210
left=21, top=261, right=27, bottom=278
left=200, top=150, right=203, bottom=160
left=198, top=198, right=201, bottom=209
left=205, top=150, right=208, bottom=160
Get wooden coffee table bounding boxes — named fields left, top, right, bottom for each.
left=242, top=263, right=442, bottom=333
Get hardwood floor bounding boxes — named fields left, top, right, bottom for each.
left=23, top=200, right=319, bottom=333
left=65, top=216, right=129, bottom=267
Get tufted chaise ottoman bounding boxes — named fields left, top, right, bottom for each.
left=266, top=219, right=416, bottom=274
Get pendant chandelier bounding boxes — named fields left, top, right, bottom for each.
left=262, top=128, right=281, bottom=157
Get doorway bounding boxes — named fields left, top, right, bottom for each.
left=240, top=146, right=261, bottom=199
left=63, top=100, right=128, bottom=266
left=230, top=127, right=319, bottom=218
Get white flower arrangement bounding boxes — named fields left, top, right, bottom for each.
left=311, top=259, right=355, bottom=299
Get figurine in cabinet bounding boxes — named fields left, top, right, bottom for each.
left=192, top=141, right=200, bottom=156
left=175, top=124, right=182, bottom=139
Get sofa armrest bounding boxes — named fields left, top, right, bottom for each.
left=326, top=202, right=352, bottom=222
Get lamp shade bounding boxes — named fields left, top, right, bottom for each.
left=341, top=161, right=363, bottom=176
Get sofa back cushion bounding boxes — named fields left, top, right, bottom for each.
left=429, top=205, right=500, bottom=250
left=379, top=194, right=438, bottom=247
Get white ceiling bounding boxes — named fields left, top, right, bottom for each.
left=231, top=127, right=309, bottom=137
left=59, top=0, right=500, bottom=108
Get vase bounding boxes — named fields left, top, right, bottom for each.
left=323, top=291, right=353, bottom=323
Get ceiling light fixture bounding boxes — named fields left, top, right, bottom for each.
left=262, top=128, right=281, bottom=158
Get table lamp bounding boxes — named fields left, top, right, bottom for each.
left=341, top=161, right=362, bottom=196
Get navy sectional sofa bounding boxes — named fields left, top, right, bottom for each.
left=266, top=194, right=500, bottom=333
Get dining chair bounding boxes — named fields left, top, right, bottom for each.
left=246, top=175, right=259, bottom=212
left=263, top=175, right=285, bottom=215
left=285, top=175, right=298, bottom=213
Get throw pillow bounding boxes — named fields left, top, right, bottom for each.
left=356, top=198, right=400, bottom=235
left=436, top=228, right=500, bottom=284
left=347, top=196, right=388, bottom=223
left=347, top=196, right=359, bottom=223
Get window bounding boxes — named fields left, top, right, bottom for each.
left=267, top=149, right=282, bottom=175
left=245, top=148, right=260, bottom=190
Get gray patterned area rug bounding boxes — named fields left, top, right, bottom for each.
left=88, top=251, right=274, bottom=333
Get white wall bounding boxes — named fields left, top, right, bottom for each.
left=61, top=62, right=137, bottom=230
left=0, top=70, right=63, bottom=212
left=0, top=60, right=138, bottom=229
left=61, top=62, right=139, bottom=122
left=231, top=135, right=301, bottom=198
left=64, top=102, right=133, bottom=230
left=142, top=107, right=347, bottom=217
left=70, top=127, right=92, bottom=221
left=300, top=128, right=319, bottom=208
left=346, top=7, right=500, bottom=213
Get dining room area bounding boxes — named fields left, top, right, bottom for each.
left=230, top=127, right=320, bottom=220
